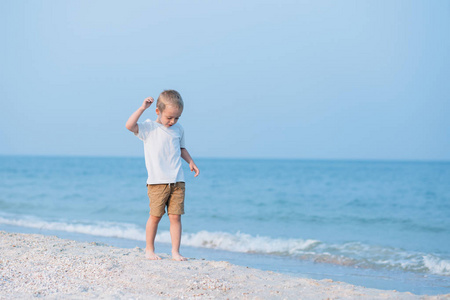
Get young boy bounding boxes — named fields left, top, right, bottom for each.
left=125, top=90, right=199, bottom=261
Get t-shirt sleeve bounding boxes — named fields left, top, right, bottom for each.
left=136, top=119, right=154, bottom=141
left=180, top=127, right=186, bottom=148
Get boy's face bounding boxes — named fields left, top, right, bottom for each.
left=156, top=105, right=182, bottom=128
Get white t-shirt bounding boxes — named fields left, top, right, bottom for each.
left=136, top=119, right=185, bottom=184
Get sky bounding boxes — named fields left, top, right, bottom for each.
left=1, top=0, right=449, bottom=161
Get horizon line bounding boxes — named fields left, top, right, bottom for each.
left=0, top=153, right=449, bottom=164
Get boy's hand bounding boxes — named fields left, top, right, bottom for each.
left=189, top=161, right=200, bottom=177
left=141, top=97, right=154, bottom=110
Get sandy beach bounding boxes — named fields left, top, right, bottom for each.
left=0, top=231, right=448, bottom=299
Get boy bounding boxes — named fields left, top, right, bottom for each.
left=125, top=90, right=199, bottom=261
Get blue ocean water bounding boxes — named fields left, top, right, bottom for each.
left=1, top=156, right=449, bottom=295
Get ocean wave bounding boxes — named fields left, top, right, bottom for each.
left=157, top=230, right=320, bottom=254
left=0, top=215, right=145, bottom=241
left=160, top=231, right=450, bottom=277
left=423, top=255, right=450, bottom=276
left=1, top=215, right=449, bottom=277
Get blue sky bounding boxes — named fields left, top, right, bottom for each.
left=1, top=0, right=449, bottom=160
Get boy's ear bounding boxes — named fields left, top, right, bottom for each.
left=155, top=108, right=160, bottom=115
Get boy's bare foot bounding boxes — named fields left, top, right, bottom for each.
left=172, top=252, right=187, bottom=261
left=145, top=250, right=161, bottom=260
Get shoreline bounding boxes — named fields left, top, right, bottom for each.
left=1, top=231, right=448, bottom=299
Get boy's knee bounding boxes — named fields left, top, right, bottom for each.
left=168, top=214, right=181, bottom=222
left=149, top=215, right=162, bottom=223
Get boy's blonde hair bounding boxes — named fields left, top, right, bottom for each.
left=157, top=90, right=184, bottom=112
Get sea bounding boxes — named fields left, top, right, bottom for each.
left=0, top=155, right=449, bottom=295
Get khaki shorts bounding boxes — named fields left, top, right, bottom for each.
left=147, top=182, right=185, bottom=217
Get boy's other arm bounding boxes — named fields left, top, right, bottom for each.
left=181, top=148, right=200, bottom=177
left=125, top=97, right=154, bottom=134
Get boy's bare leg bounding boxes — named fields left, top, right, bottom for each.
left=168, top=214, right=187, bottom=261
left=146, top=215, right=162, bottom=260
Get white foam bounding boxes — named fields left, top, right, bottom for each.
left=423, top=255, right=450, bottom=276
left=158, top=230, right=450, bottom=277
left=156, top=230, right=320, bottom=254
left=0, top=215, right=145, bottom=241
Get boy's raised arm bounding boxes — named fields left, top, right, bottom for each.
left=126, top=97, right=154, bottom=134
